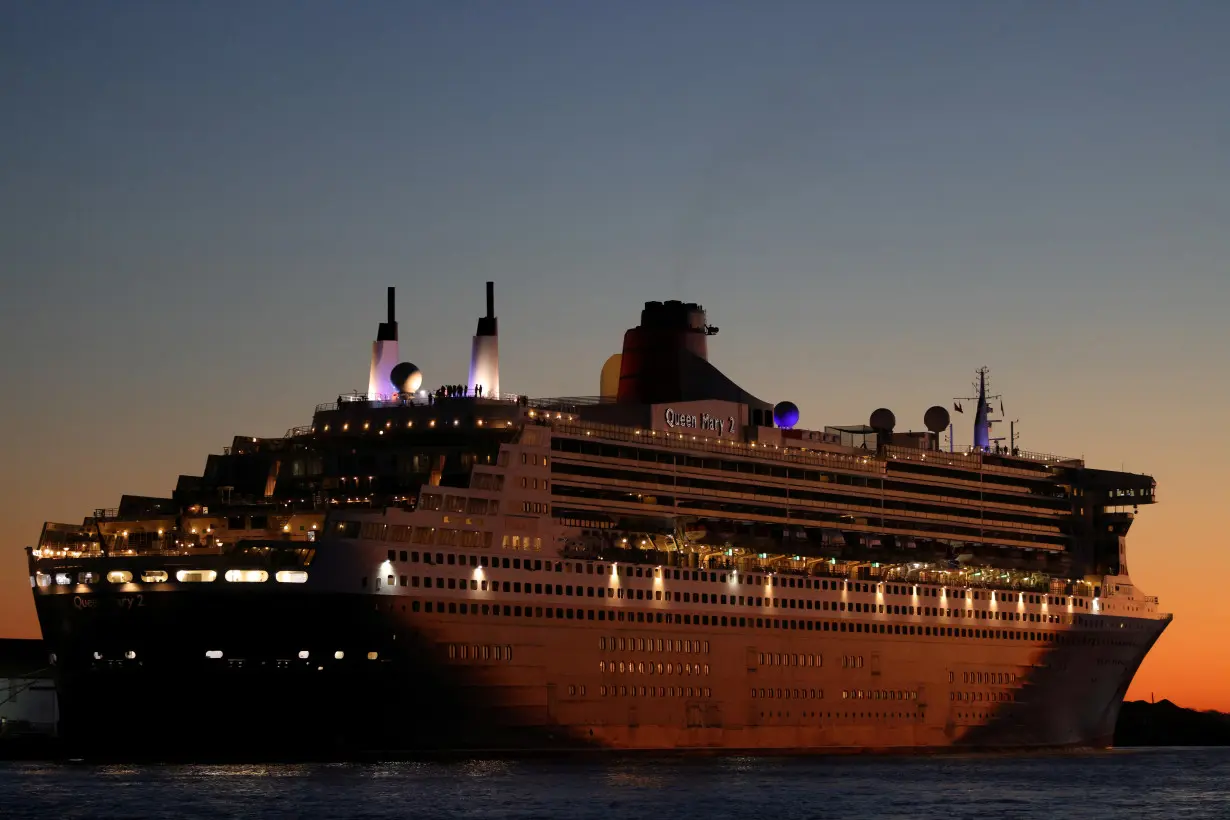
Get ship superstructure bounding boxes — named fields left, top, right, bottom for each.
left=26, top=285, right=1169, bottom=757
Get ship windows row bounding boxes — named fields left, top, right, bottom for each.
left=348, top=524, right=497, bottom=547
left=758, top=653, right=823, bottom=668
left=376, top=566, right=1080, bottom=628
left=958, top=671, right=1017, bottom=685
left=840, top=656, right=864, bottom=669
left=418, top=494, right=499, bottom=514
left=373, top=549, right=1093, bottom=614
left=600, top=685, right=711, bottom=698
left=470, top=474, right=506, bottom=492
left=550, top=438, right=1059, bottom=506
left=501, top=535, right=544, bottom=550
left=598, top=637, right=709, bottom=654
left=599, top=660, right=710, bottom=676
left=445, top=644, right=513, bottom=662
left=520, top=478, right=547, bottom=490
left=951, top=691, right=1015, bottom=703
left=399, top=597, right=1100, bottom=650
left=753, top=688, right=825, bottom=700
left=550, top=462, right=1066, bottom=533
left=843, top=689, right=917, bottom=701
left=384, top=551, right=549, bottom=567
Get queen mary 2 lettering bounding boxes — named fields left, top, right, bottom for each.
left=26, top=288, right=1169, bottom=758
left=660, top=403, right=739, bottom=437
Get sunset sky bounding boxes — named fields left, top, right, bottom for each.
left=2, top=1, right=1228, bottom=710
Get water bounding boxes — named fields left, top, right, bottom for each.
left=2, top=749, right=1228, bottom=819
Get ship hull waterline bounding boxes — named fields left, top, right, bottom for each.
left=34, top=587, right=1168, bottom=761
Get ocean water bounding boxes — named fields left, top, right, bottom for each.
left=2, top=748, right=1228, bottom=819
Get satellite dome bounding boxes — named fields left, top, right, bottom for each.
left=924, top=405, right=951, bottom=433
left=869, top=408, right=896, bottom=431
left=773, top=401, right=800, bottom=429
left=390, top=362, right=423, bottom=394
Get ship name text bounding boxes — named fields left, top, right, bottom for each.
left=664, top=408, right=735, bottom=436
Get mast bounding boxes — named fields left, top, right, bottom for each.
left=954, top=366, right=1001, bottom=452
left=973, top=367, right=990, bottom=450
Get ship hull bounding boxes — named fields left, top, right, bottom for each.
left=33, top=583, right=1168, bottom=760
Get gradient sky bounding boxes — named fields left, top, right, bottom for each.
left=2, top=1, right=1228, bottom=709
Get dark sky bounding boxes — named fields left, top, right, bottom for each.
left=2, top=0, right=1228, bottom=707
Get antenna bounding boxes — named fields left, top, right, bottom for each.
left=388, top=286, right=395, bottom=324
left=486, top=281, right=494, bottom=320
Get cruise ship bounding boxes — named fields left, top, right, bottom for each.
left=27, top=285, right=1169, bottom=757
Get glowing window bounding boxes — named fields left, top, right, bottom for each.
left=106, top=570, right=133, bottom=584
left=224, top=569, right=269, bottom=583
left=275, top=571, right=309, bottom=584
left=205, top=650, right=223, bottom=659
left=141, top=571, right=169, bottom=583
left=176, top=570, right=218, bottom=583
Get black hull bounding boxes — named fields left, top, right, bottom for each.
left=34, top=581, right=1168, bottom=761
left=38, top=590, right=577, bottom=759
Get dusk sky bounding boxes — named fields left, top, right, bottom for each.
left=2, top=1, right=1228, bottom=709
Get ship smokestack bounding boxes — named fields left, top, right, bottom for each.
left=616, top=300, right=712, bottom=404
left=468, top=281, right=499, bottom=398
left=367, top=287, right=399, bottom=399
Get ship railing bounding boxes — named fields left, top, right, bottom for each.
left=556, top=546, right=1080, bottom=597
left=896, top=444, right=1083, bottom=468
left=315, top=390, right=529, bottom=414
left=551, top=422, right=884, bottom=474
left=284, top=425, right=313, bottom=437
left=33, top=547, right=225, bottom=560
left=528, top=396, right=619, bottom=414
left=884, top=445, right=1085, bottom=474
left=1008, top=448, right=1083, bottom=466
